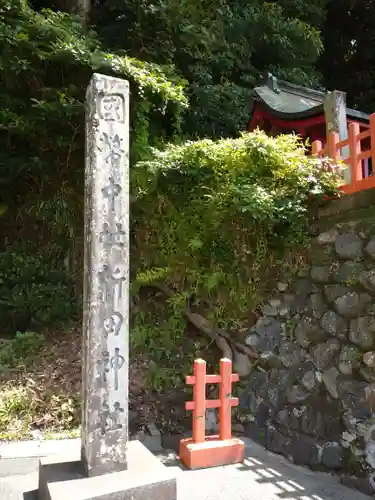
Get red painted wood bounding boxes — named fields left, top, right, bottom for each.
left=184, top=358, right=240, bottom=444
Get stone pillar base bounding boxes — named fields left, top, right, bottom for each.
left=179, top=435, right=245, bottom=470
left=38, top=440, right=177, bottom=500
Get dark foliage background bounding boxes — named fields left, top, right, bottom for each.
left=0, top=0, right=371, bottom=336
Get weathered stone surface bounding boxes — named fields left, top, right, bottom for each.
left=311, top=244, right=335, bottom=264
left=334, top=292, right=371, bottom=318
left=248, top=370, right=268, bottom=395
left=365, top=439, right=375, bottom=468
left=294, top=278, right=313, bottom=297
left=359, top=269, right=375, bottom=292
left=341, top=430, right=357, bottom=448
left=297, top=265, right=310, bottom=277
left=295, top=317, right=327, bottom=348
left=301, top=370, right=317, bottom=391
left=339, top=345, right=361, bottom=375
left=324, top=284, right=349, bottom=303
left=277, top=281, right=288, bottom=292
left=287, top=385, right=310, bottom=404
left=306, top=293, right=327, bottom=319
left=341, top=474, right=375, bottom=497
left=335, top=232, right=363, bottom=259
left=290, top=433, right=321, bottom=466
left=265, top=426, right=291, bottom=457
left=282, top=293, right=297, bottom=307
left=82, top=74, right=130, bottom=477
left=295, top=361, right=317, bottom=390
left=349, top=316, right=375, bottom=349
left=360, top=366, right=375, bottom=384
left=333, top=261, right=363, bottom=284
left=278, top=341, right=305, bottom=367
left=365, top=236, right=375, bottom=259
left=205, top=408, right=219, bottom=434
left=245, top=332, right=258, bottom=348
left=363, top=351, right=375, bottom=368
left=246, top=317, right=282, bottom=353
left=233, top=349, right=252, bottom=377
left=310, top=266, right=331, bottom=283
left=278, top=306, right=290, bottom=317
left=310, top=338, right=340, bottom=371
left=267, top=368, right=295, bottom=410
left=276, top=408, right=300, bottom=431
left=236, top=219, right=375, bottom=481
left=356, top=418, right=375, bottom=439
left=261, top=304, right=278, bottom=317
left=243, top=421, right=267, bottom=446
left=255, top=401, right=273, bottom=428
left=259, top=351, right=283, bottom=367
left=269, top=298, right=282, bottom=308
left=320, top=310, right=347, bottom=338
left=338, top=379, right=372, bottom=419
left=300, top=402, right=341, bottom=440
left=316, top=228, right=339, bottom=245
left=322, top=367, right=339, bottom=398
left=267, top=387, right=285, bottom=412
left=321, top=442, right=345, bottom=469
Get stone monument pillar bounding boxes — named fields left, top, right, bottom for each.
left=82, top=73, right=129, bottom=477
left=324, top=90, right=350, bottom=183
left=37, top=73, right=177, bottom=500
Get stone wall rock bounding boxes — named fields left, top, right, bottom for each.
left=239, top=211, right=375, bottom=489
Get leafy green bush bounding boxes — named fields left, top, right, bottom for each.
left=0, top=251, right=77, bottom=333
left=0, top=331, right=45, bottom=368
left=132, top=131, right=340, bottom=328
left=0, top=0, right=188, bottom=331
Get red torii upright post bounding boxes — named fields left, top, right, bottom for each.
left=179, top=358, right=245, bottom=469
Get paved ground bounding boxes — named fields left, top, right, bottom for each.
left=0, top=437, right=371, bottom=500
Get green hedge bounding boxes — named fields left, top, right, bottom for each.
left=132, top=131, right=340, bottom=329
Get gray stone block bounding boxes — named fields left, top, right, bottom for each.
left=37, top=440, right=176, bottom=500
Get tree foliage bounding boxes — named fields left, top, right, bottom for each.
left=132, top=131, right=340, bottom=328
left=0, top=0, right=334, bottom=336
left=0, top=0, right=186, bottom=332
left=93, top=0, right=325, bottom=138
left=318, top=0, right=375, bottom=112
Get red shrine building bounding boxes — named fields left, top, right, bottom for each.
left=248, top=73, right=372, bottom=176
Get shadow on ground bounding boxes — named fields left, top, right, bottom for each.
left=159, top=437, right=371, bottom=500
left=6, top=437, right=370, bottom=500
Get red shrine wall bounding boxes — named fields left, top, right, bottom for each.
left=249, top=102, right=371, bottom=154
left=249, top=102, right=373, bottom=177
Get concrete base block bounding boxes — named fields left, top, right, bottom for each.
left=37, top=440, right=177, bottom=500
left=179, top=435, right=245, bottom=470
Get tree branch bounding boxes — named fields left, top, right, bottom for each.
left=151, top=282, right=259, bottom=360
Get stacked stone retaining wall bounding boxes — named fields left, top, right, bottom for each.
left=239, top=188, right=375, bottom=494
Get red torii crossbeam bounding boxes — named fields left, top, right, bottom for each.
left=179, top=358, right=245, bottom=469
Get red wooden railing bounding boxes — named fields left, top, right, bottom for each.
left=185, top=358, right=239, bottom=444
left=179, top=358, right=245, bottom=469
left=311, top=113, right=375, bottom=195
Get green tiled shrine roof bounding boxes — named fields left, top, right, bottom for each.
left=253, top=73, right=370, bottom=123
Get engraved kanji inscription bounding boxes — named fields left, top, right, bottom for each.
left=110, top=348, right=125, bottom=390
left=96, top=351, right=110, bottom=383
left=103, top=312, right=124, bottom=337
left=102, top=176, right=121, bottom=212
left=97, top=401, right=124, bottom=435
left=98, top=263, right=127, bottom=303
left=111, top=401, right=124, bottom=429
left=99, top=133, right=125, bottom=165
left=100, top=222, right=126, bottom=247
left=99, top=94, right=125, bottom=122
